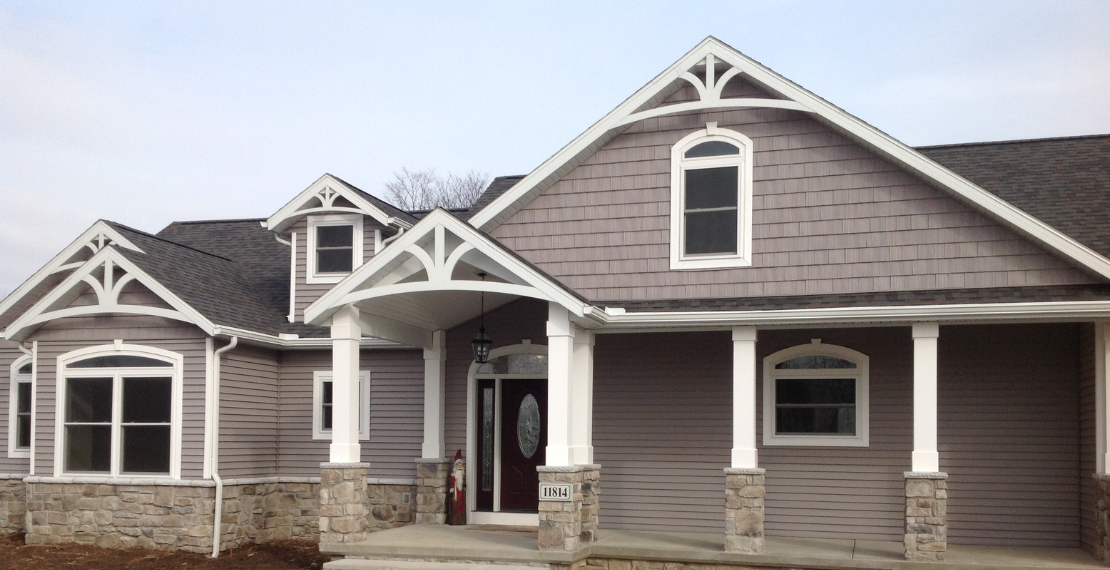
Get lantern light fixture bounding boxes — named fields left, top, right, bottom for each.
left=471, top=272, right=492, bottom=363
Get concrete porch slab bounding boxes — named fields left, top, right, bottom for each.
left=321, top=525, right=1105, bottom=570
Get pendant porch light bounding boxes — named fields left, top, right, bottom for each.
left=471, top=272, right=492, bottom=363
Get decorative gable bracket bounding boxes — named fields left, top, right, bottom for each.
left=266, top=173, right=413, bottom=233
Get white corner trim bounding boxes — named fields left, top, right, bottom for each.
left=288, top=232, right=297, bottom=323
left=762, top=342, right=869, bottom=447
left=312, top=370, right=371, bottom=441
left=669, top=126, right=754, bottom=270
left=266, top=174, right=411, bottom=233
left=0, top=221, right=145, bottom=323
left=306, top=214, right=364, bottom=284
left=4, top=247, right=216, bottom=342
left=53, top=343, right=184, bottom=479
left=466, top=37, right=1110, bottom=281
left=6, top=354, right=31, bottom=459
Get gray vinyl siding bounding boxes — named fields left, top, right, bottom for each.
left=0, top=341, right=29, bottom=474
left=588, top=325, right=1081, bottom=546
left=29, top=316, right=208, bottom=479
left=938, top=324, right=1080, bottom=547
left=444, top=299, right=548, bottom=458
left=488, top=82, right=1095, bottom=301
left=276, top=348, right=424, bottom=478
left=218, top=344, right=279, bottom=478
left=291, top=215, right=386, bottom=322
left=1080, top=323, right=1097, bottom=554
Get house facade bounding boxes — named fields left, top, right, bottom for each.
left=3, top=37, right=1110, bottom=566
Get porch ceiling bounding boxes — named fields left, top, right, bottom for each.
left=354, top=289, right=517, bottom=333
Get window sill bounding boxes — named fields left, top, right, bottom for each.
left=306, top=273, right=349, bottom=285
left=6, top=450, right=30, bottom=459
left=763, top=434, right=869, bottom=447
left=29, top=474, right=187, bottom=485
left=670, top=255, right=752, bottom=271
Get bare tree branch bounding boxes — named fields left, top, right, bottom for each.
left=384, top=168, right=490, bottom=211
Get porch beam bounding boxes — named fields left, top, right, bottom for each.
left=546, top=303, right=574, bottom=466
left=731, top=326, right=758, bottom=469
left=911, top=322, right=940, bottom=473
left=330, top=304, right=363, bottom=463
left=569, top=327, right=595, bottom=465
left=421, top=330, right=447, bottom=459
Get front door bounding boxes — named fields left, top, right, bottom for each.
left=474, top=378, right=547, bottom=513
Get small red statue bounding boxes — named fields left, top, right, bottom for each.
left=447, top=449, right=467, bottom=525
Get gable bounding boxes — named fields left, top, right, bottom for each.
left=489, top=105, right=1100, bottom=302
left=267, top=173, right=416, bottom=233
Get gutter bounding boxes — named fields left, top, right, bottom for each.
left=209, top=336, right=237, bottom=558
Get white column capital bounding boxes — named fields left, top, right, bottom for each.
left=912, top=322, right=939, bottom=339
left=547, top=304, right=575, bottom=338
left=732, top=326, right=757, bottom=342
left=573, top=327, right=595, bottom=346
left=331, top=304, right=362, bottom=340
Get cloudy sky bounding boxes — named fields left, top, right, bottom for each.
left=2, top=1, right=1109, bottom=296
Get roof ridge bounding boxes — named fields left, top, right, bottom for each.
left=104, top=220, right=236, bottom=262
left=916, top=133, right=1110, bottom=150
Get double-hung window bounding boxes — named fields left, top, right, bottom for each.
left=763, top=341, right=869, bottom=447
left=670, top=123, right=754, bottom=270
left=312, top=371, right=370, bottom=440
left=307, top=214, right=363, bottom=283
left=56, top=348, right=182, bottom=477
left=8, top=360, right=32, bottom=458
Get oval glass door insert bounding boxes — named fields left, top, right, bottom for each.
left=517, top=394, right=541, bottom=459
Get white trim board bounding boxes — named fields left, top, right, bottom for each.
left=467, top=36, right=1110, bottom=282
left=266, top=173, right=412, bottom=233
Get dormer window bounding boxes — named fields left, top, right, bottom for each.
left=307, top=214, right=364, bottom=283
left=669, top=123, right=753, bottom=270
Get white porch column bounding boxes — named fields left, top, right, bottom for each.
left=330, top=304, right=362, bottom=463
left=569, top=327, right=595, bottom=465
left=421, top=329, right=447, bottom=459
left=1097, top=322, right=1110, bottom=473
left=912, top=323, right=940, bottom=473
left=731, top=326, right=758, bottom=469
left=546, top=303, right=574, bottom=466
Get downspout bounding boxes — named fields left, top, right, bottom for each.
left=380, top=226, right=405, bottom=248
left=210, top=336, right=238, bottom=558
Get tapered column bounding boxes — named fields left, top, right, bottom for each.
left=731, top=326, right=758, bottom=469
left=569, top=327, right=595, bottom=465
left=421, top=329, right=447, bottom=459
left=546, top=303, right=574, bottom=467
left=912, top=323, right=940, bottom=473
left=329, top=304, right=362, bottom=463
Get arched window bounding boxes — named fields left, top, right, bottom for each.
left=763, top=340, right=869, bottom=447
left=56, top=344, right=183, bottom=478
left=669, top=122, right=754, bottom=270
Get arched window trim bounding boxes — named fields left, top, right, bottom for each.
left=54, top=343, right=184, bottom=479
left=8, top=354, right=32, bottom=459
left=762, top=341, right=870, bottom=447
left=669, top=122, right=754, bottom=270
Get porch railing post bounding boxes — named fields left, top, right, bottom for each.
left=906, top=322, right=946, bottom=561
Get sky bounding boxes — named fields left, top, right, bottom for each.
left=2, top=1, right=1109, bottom=297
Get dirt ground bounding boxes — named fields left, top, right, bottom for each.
left=0, top=533, right=332, bottom=570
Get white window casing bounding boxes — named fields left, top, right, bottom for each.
left=762, top=341, right=869, bottom=447
left=7, top=356, right=32, bottom=458
left=669, top=123, right=754, bottom=270
left=306, top=214, right=364, bottom=284
left=54, top=343, right=184, bottom=479
left=312, top=370, right=370, bottom=441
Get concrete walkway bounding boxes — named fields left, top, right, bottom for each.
left=322, top=525, right=1104, bottom=570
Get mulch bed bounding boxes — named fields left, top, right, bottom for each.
left=0, top=533, right=331, bottom=570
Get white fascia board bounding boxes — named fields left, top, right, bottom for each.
left=4, top=247, right=216, bottom=341
left=468, top=36, right=1110, bottom=281
left=0, top=221, right=144, bottom=322
left=592, top=300, right=1110, bottom=332
left=304, top=209, right=588, bottom=326
left=266, top=174, right=410, bottom=233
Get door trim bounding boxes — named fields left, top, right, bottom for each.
left=466, top=343, right=547, bottom=526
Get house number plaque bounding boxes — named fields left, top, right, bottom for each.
left=539, top=483, right=572, bottom=501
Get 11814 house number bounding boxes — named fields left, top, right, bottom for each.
left=539, top=483, right=572, bottom=501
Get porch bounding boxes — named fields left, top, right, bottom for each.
left=321, top=524, right=1103, bottom=569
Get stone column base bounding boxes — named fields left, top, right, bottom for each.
left=319, top=463, right=369, bottom=544
left=724, top=467, right=765, bottom=553
left=537, top=464, right=600, bottom=552
left=415, top=459, right=451, bottom=524
left=1095, top=474, right=1110, bottom=564
left=904, top=472, right=948, bottom=561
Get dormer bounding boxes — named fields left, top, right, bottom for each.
left=267, top=174, right=416, bottom=322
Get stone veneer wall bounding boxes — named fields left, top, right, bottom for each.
left=724, top=468, right=765, bottom=553
left=414, top=459, right=450, bottom=524
left=904, top=473, right=948, bottom=561
left=1095, top=474, right=1110, bottom=564
left=1, top=477, right=26, bottom=535
left=537, top=465, right=600, bottom=552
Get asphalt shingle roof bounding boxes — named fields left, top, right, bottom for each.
left=466, top=175, right=525, bottom=220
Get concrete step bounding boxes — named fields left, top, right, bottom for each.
left=325, top=558, right=552, bottom=570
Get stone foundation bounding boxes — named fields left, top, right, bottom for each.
left=1096, top=474, right=1110, bottom=564
left=319, top=463, right=369, bottom=544
left=218, top=481, right=320, bottom=549
left=366, top=480, right=415, bottom=532
left=414, top=458, right=450, bottom=524
left=723, top=467, right=765, bottom=553
left=0, top=476, right=26, bottom=535
left=537, top=464, right=600, bottom=552
left=904, top=472, right=947, bottom=561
